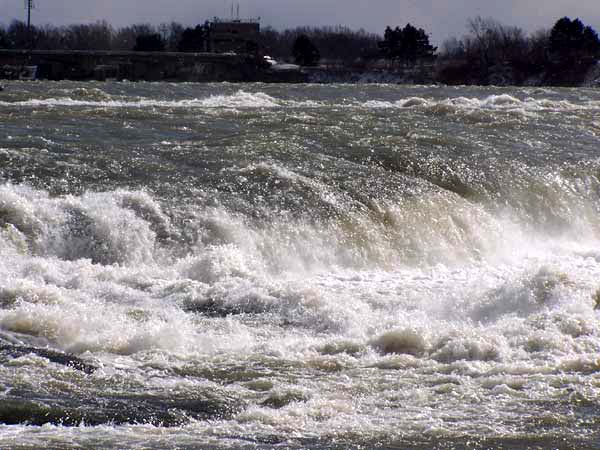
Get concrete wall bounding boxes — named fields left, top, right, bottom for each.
left=0, top=50, right=261, bottom=82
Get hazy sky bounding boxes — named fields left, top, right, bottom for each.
left=2, top=0, right=599, bottom=44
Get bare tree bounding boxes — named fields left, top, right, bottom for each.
left=163, top=22, right=185, bottom=52
left=62, top=21, right=114, bottom=50
left=113, top=24, right=156, bottom=50
left=439, top=36, right=465, bottom=59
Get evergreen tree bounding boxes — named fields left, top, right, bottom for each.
left=292, top=34, right=320, bottom=66
left=379, top=23, right=436, bottom=64
left=379, top=26, right=401, bottom=59
left=549, top=17, right=600, bottom=60
left=582, top=25, right=600, bottom=55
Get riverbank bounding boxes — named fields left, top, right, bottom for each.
left=0, top=49, right=267, bottom=82
left=305, top=60, right=600, bottom=87
left=1, top=49, right=599, bottom=86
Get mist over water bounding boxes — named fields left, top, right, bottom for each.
left=1, top=81, right=600, bottom=449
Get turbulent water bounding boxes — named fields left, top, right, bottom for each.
left=1, top=81, right=600, bottom=449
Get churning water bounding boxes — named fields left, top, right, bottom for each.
left=1, top=81, right=600, bottom=449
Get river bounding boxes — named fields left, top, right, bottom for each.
left=1, top=81, right=600, bottom=449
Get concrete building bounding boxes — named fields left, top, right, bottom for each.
left=208, top=19, right=260, bottom=54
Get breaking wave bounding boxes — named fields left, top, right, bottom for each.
left=3, top=89, right=599, bottom=114
left=2, top=155, right=600, bottom=273
left=0, top=90, right=283, bottom=109
left=2, top=82, right=600, bottom=447
left=362, top=93, right=600, bottom=113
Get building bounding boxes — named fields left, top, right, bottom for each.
left=208, top=19, right=260, bottom=54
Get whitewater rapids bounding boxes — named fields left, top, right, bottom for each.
left=1, top=81, right=600, bottom=449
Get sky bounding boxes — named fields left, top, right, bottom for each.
left=1, top=0, right=599, bottom=44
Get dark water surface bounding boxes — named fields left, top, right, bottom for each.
left=1, top=81, right=600, bottom=449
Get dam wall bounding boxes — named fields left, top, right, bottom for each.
left=0, top=50, right=263, bottom=82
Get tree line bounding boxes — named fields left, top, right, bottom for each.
left=258, top=25, right=381, bottom=64
left=0, top=21, right=184, bottom=52
left=0, top=20, right=417, bottom=64
left=437, top=16, right=600, bottom=85
left=0, top=20, right=430, bottom=68
left=0, top=20, right=382, bottom=59
left=1, top=15, right=599, bottom=84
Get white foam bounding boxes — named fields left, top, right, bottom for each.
left=0, top=185, right=163, bottom=265
left=3, top=85, right=600, bottom=447
left=358, top=94, right=600, bottom=114
left=0, top=90, right=283, bottom=109
left=4, top=89, right=598, bottom=115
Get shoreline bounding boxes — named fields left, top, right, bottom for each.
left=1, top=49, right=599, bottom=87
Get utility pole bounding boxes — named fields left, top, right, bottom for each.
left=26, top=0, right=34, bottom=49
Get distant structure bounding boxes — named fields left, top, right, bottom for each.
left=25, top=0, right=34, bottom=30
left=208, top=18, right=260, bottom=54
